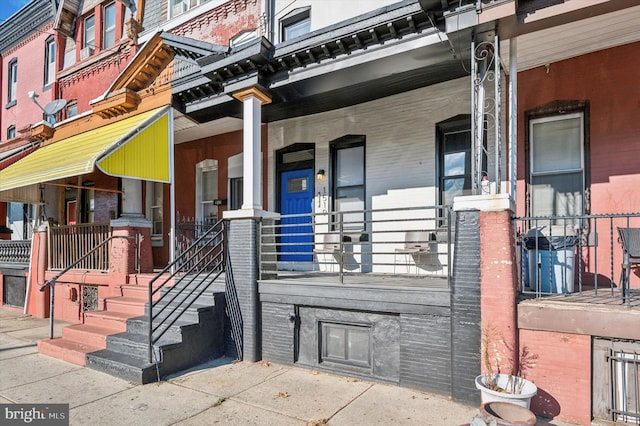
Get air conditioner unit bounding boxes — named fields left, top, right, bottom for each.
left=80, top=46, right=94, bottom=60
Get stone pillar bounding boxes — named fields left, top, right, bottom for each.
left=109, top=217, right=153, bottom=289
left=232, top=87, right=272, bottom=211
left=454, top=194, right=518, bottom=379
left=27, top=227, right=49, bottom=318
left=226, top=219, right=260, bottom=361
left=224, top=210, right=279, bottom=362
left=450, top=209, right=482, bottom=404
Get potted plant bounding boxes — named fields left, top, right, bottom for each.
left=475, top=325, right=538, bottom=409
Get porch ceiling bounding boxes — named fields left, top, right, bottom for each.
left=501, top=4, right=640, bottom=71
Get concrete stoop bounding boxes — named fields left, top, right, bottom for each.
left=38, top=274, right=226, bottom=384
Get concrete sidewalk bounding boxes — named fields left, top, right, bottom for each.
left=0, top=309, right=575, bottom=426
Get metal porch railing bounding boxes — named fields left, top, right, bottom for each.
left=515, top=212, right=640, bottom=305
left=259, top=206, right=453, bottom=285
left=48, top=222, right=110, bottom=271
left=147, top=219, right=226, bottom=363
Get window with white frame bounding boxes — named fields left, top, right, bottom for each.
left=146, top=181, right=164, bottom=244
left=83, top=14, right=95, bottom=53
left=196, top=159, right=218, bottom=222
left=7, top=125, right=16, bottom=140
left=44, top=37, right=56, bottom=87
left=7, top=59, right=17, bottom=104
left=331, top=136, right=365, bottom=231
left=103, top=3, right=116, bottom=49
left=280, top=7, right=310, bottom=41
left=169, top=0, right=210, bottom=18
left=529, top=113, right=585, bottom=218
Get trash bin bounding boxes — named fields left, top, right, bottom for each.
left=524, top=227, right=578, bottom=294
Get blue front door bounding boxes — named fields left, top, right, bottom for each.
left=280, top=168, right=313, bottom=262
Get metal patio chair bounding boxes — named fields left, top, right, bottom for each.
left=314, top=233, right=341, bottom=272
left=618, top=227, right=640, bottom=300
left=394, top=231, right=433, bottom=274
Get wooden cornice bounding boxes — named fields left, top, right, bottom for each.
left=92, top=89, right=142, bottom=119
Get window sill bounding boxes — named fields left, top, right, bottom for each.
left=5, top=100, right=16, bottom=109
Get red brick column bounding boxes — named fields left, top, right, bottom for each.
left=479, top=209, right=518, bottom=375
left=26, top=229, right=50, bottom=318
left=109, top=218, right=153, bottom=291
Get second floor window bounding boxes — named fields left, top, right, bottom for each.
left=7, top=125, right=16, bottom=140
left=103, top=3, right=116, bottom=49
left=281, top=8, right=311, bottom=42
left=44, top=37, right=56, bottom=87
left=7, top=59, right=17, bottom=104
left=84, top=14, right=95, bottom=51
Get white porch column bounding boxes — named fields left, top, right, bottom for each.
left=232, top=87, right=272, bottom=211
left=121, top=177, right=143, bottom=217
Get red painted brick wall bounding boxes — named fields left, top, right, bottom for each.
left=58, top=47, right=134, bottom=117
left=172, top=0, right=260, bottom=44
left=480, top=210, right=518, bottom=374
left=515, top=41, right=640, bottom=289
left=1, top=23, right=56, bottom=139
left=519, top=329, right=591, bottom=425
left=516, top=42, right=640, bottom=217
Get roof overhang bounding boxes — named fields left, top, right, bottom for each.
left=174, top=0, right=466, bottom=123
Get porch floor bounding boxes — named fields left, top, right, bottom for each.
left=519, top=288, right=640, bottom=309
left=260, top=271, right=449, bottom=290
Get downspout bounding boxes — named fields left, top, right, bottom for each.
left=23, top=204, right=40, bottom=314
left=508, top=37, right=517, bottom=203
left=169, top=108, right=176, bottom=270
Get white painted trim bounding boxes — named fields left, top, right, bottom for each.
left=453, top=193, right=515, bottom=212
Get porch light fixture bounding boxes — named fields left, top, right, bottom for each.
left=316, top=169, right=326, bottom=181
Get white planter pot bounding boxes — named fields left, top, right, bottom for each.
left=475, top=374, right=537, bottom=409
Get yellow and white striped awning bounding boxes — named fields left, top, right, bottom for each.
left=0, top=107, right=171, bottom=203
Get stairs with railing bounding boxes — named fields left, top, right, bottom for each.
left=38, top=220, right=228, bottom=384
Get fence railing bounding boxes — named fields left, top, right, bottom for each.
left=515, top=213, right=640, bottom=305
left=175, top=215, right=218, bottom=261
left=0, top=239, right=31, bottom=266
left=148, top=219, right=226, bottom=363
left=609, top=347, right=640, bottom=423
left=259, top=206, right=453, bottom=285
left=48, top=222, right=111, bottom=271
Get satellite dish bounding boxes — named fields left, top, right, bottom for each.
left=43, top=99, right=68, bottom=116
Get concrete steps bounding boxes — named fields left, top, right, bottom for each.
left=38, top=272, right=226, bottom=384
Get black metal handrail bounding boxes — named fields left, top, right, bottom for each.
left=39, top=233, right=139, bottom=339
left=147, top=219, right=226, bottom=363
